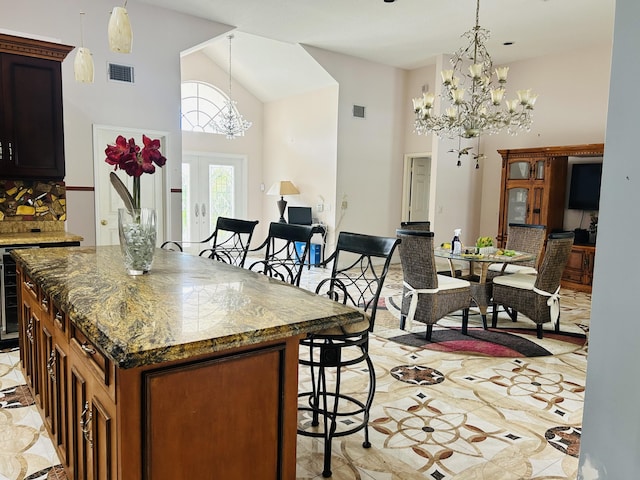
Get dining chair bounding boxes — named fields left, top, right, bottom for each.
left=396, top=229, right=473, bottom=337
left=160, top=216, right=259, bottom=267
left=488, top=223, right=546, bottom=277
left=247, top=222, right=314, bottom=286
left=491, top=231, right=575, bottom=338
left=298, top=231, right=400, bottom=478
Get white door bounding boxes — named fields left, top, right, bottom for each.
left=181, top=154, right=246, bottom=254
left=94, top=125, right=167, bottom=246
left=408, top=156, right=431, bottom=221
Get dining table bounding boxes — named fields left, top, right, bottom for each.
left=434, top=247, right=536, bottom=325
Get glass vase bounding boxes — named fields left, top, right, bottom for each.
left=118, top=208, right=157, bottom=275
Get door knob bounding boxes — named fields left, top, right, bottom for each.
left=101, top=219, right=107, bottom=225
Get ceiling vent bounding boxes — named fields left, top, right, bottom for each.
left=108, top=63, right=134, bottom=84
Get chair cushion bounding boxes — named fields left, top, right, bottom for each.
left=492, top=273, right=536, bottom=290
left=488, top=263, right=537, bottom=275
left=436, top=274, right=470, bottom=290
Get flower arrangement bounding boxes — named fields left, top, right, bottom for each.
left=105, top=134, right=167, bottom=211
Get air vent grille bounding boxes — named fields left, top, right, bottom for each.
left=108, top=63, right=134, bottom=83
left=353, top=105, right=365, bottom=118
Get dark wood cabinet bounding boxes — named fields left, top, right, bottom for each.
left=0, top=34, right=73, bottom=179
left=497, top=144, right=605, bottom=248
left=561, top=244, right=596, bottom=293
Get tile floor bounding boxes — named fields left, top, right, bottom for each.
left=0, top=264, right=591, bottom=480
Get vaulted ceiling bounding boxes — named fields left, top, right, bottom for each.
left=140, top=0, right=615, bottom=102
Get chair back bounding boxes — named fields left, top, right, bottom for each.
left=400, top=221, right=430, bottom=231
left=249, top=222, right=314, bottom=286
left=201, top=217, right=259, bottom=267
left=506, top=223, right=547, bottom=269
left=396, top=229, right=438, bottom=290
left=316, top=231, right=400, bottom=331
left=534, top=231, right=575, bottom=293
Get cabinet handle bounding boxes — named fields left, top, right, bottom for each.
left=26, top=317, right=34, bottom=342
left=46, top=349, right=56, bottom=382
left=55, top=312, right=63, bottom=322
left=80, top=342, right=97, bottom=356
left=41, top=298, right=48, bottom=308
left=25, top=281, right=34, bottom=289
left=80, top=401, right=93, bottom=448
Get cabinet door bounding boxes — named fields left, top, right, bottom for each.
left=70, top=365, right=89, bottom=480
left=0, top=53, right=65, bottom=178
left=53, top=341, right=70, bottom=467
left=41, top=323, right=55, bottom=431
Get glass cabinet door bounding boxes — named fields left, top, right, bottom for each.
left=508, top=161, right=530, bottom=180
left=507, top=187, right=528, bottom=224
left=535, top=160, right=545, bottom=180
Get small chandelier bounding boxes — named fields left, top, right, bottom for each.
left=412, top=0, right=537, bottom=143
left=214, top=34, right=252, bottom=139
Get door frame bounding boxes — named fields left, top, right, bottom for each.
left=93, top=124, right=169, bottom=245
left=402, top=153, right=434, bottom=222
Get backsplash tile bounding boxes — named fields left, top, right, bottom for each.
left=0, top=180, right=66, bottom=233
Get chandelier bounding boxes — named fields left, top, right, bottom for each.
left=412, top=0, right=537, bottom=147
left=214, top=34, right=252, bottom=139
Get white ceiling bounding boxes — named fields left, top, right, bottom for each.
left=139, top=0, right=616, bottom=102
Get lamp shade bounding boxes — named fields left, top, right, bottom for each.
left=267, top=181, right=300, bottom=196
left=74, top=47, right=94, bottom=83
left=108, top=6, right=132, bottom=53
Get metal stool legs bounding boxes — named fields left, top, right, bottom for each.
left=298, top=334, right=374, bottom=477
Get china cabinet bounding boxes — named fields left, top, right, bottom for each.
left=497, top=144, right=604, bottom=247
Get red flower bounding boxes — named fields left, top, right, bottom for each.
left=105, top=135, right=167, bottom=178
left=105, top=134, right=167, bottom=210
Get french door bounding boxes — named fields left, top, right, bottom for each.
left=181, top=154, right=246, bottom=254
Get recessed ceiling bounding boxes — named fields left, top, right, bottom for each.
left=140, top=0, right=615, bottom=102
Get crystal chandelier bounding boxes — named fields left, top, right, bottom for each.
left=214, top=34, right=252, bottom=139
left=412, top=0, right=537, bottom=145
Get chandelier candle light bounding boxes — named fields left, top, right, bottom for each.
left=412, top=0, right=537, bottom=164
left=214, top=34, right=252, bottom=139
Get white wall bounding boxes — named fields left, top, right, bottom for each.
left=478, top=44, right=611, bottom=240
left=180, top=51, right=264, bottom=243
left=262, top=86, right=339, bottom=247
left=578, top=0, right=640, bottom=476
left=305, top=46, right=406, bottom=240
left=0, top=0, right=227, bottom=245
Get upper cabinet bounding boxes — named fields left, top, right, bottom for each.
left=496, top=144, right=604, bottom=247
left=0, top=34, right=73, bottom=179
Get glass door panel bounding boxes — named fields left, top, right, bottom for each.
left=509, top=161, right=530, bottom=180
left=182, top=155, right=245, bottom=255
left=535, top=160, right=545, bottom=180
left=507, top=187, right=528, bottom=224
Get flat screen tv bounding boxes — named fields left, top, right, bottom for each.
left=568, top=162, right=602, bottom=210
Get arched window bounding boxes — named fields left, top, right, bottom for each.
left=181, top=81, right=233, bottom=134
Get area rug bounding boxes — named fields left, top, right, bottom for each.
left=383, top=295, right=588, bottom=357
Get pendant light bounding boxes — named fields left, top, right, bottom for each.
left=74, top=12, right=94, bottom=83
left=108, top=1, right=133, bottom=53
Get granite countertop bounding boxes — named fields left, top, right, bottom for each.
left=13, top=246, right=363, bottom=369
left=0, top=231, right=83, bottom=246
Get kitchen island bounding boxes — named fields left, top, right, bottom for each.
left=14, top=246, right=363, bottom=480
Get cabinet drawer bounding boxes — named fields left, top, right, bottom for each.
left=70, top=326, right=114, bottom=394
left=562, top=268, right=584, bottom=283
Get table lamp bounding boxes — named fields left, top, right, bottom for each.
left=267, top=181, right=300, bottom=222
